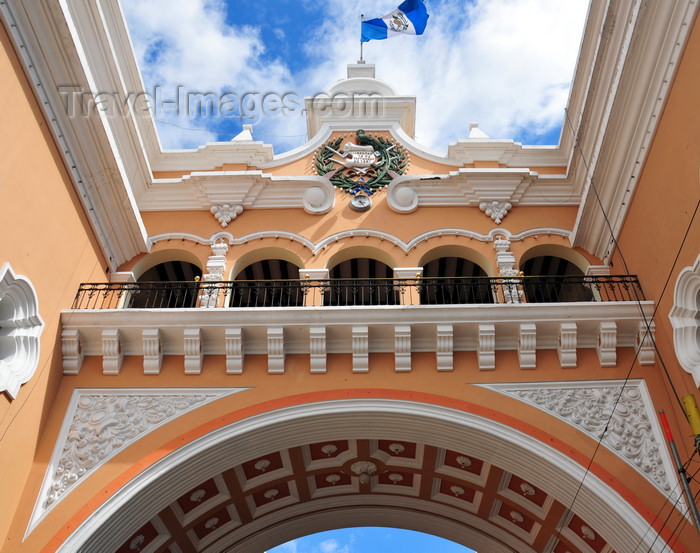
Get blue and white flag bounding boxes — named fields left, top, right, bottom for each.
left=361, top=0, right=429, bottom=43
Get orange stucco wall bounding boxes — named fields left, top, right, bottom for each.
left=0, top=23, right=107, bottom=546
left=133, top=197, right=581, bottom=280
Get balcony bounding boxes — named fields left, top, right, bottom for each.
left=71, top=275, right=644, bottom=309
left=61, top=275, right=655, bottom=375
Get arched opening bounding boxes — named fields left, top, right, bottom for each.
left=520, top=255, right=594, bottom=303
left=129, top=260, right=203, bottom=308
left=268, top=527, right=475, bottom=552
left=230, top=259, right=304, bottom=307
left=52, top=399, right=667, bottom=553
left=420, top=256, right=493, bottom=304
left=327, top=258, right=398, bottom=305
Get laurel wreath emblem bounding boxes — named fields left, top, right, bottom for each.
left=314, top=130, right=408, bottom=194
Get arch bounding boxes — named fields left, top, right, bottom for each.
left=129, top=255, right=203, bottom=309
left=230, top=257, right=304, bottom=308
left=519, top=244, right=590, bottom=274
left=229, top=247, right=305, bottom=281
left=519, top=246, right=594, bottom=303
left=53, top=398, right=669, bottom=553
left=327, top=256, right=398, bottom=306
left=418, top=245, right=493, bottom=277
left=325, top=246, right=397, bottom=273
left=420, top=252, right=494, bottom=305
left=130, top=249, right=203, bottom=280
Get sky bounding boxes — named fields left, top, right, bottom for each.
left=120, top=0, right=589, bottom=155
left=266, top=527, right=476, bottom=553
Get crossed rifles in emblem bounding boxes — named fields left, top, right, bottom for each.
left=323, top=141, right=398, bottom=180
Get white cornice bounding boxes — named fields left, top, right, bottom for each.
left=141, top=172, right=335, bottom=213
left=61, top=301, right=654, bottom=361
left=0, top=0, right=148, bottom=270
left=571, top=0, right=700, bottom=262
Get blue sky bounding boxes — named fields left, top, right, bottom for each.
left=266, top=527, right=476, bottom=553
left=121, top=0, right=588, bottom=154
left=121, top=0, right=589, bottom=155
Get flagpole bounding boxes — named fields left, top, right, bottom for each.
left=359, top=14, right=364, bottom=63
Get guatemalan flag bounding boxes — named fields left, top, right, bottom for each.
left=361, top=0, right=429, bottom=43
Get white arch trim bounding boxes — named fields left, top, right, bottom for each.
left=54, top=398, right=667, bottom=553
left=148, top=227, right=573, bottom=257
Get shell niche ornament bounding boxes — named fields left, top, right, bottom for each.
left=315, top=129, right=408, bottom=199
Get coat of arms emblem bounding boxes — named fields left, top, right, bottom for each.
left=389, top=11, right=410, bottom=33
left=315, top=130, right=408, bottom=195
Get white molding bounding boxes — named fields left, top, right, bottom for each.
left=52, top=398, right=675, bottom=553
left=394, top=325, right=411, bottom=372
left=309, top=327, right=327, bottom=373
left=436, top=325, right=454, bottom=372
left=669, top=255, right=700, bottom=386
left=558, top=322, right=578, bottom=368
left=61, top=329, right=84, bottom=375
left=267, top=327, right=285, bottom=374
left=225, top=328, right=244, bottom=374
left=148, top=226, right=573, bottom=259
left=60, top=302, right=656, bottom=371
left=0, top=0, right=149, bottom=270
left=477, top=324, right=495, bottom=370
left=0, top=263, right=44, bottom=398
left=26, top=387, right=247, bottom=537
left=183, top=328, right=203, bottom=374
left=597, top=321, right=618, bottom=367
left=572, top=0, right=700, bottom=262
left=142, top=329, right=163, bottom=374
left=101, top=329, right=122, bottom=375
left=480, top=380, right=680, bottom=501
left=352, top=326, right=369, bottom=373
left=518, top=324, right=537, bottom=369
left=140, top=172, right=335, bottom=214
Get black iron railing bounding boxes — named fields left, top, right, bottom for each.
left=70, top=275, right=644, bottom=309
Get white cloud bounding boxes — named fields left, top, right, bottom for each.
left=121, top=0, right=296, bottom=149
left=318, top=538, right=351, bottom=553
left=121, top=0, right=589, bottom=152
left=300, top=0, right=589, bottom=149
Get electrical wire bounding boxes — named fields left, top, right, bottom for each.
left=555, top=108, right=700, bottom=552
left=653, top=482, right=700, bottom=553
left=633, top=455, right=699, bottom=552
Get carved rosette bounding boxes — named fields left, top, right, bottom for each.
left=484, top=382, right=673, bottom=494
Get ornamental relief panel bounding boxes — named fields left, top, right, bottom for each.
left=28, top=388, right=246, bottom=534
left=481, top=380, right=677, bottom=497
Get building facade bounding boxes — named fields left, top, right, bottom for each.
left=1, top=1, right=699, bottom=552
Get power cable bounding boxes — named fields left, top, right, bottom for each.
left=554, top=107, right=700, bottom=551
left=651, top=481, right=700, bottom=553
left=633, top=455, right=699, bottom=552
